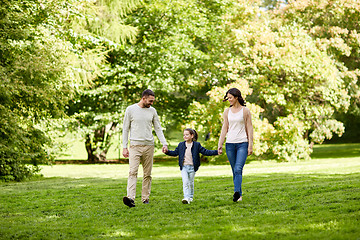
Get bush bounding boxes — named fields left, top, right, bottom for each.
left=0, top=108, right=51, bottom=182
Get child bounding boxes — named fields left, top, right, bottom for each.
left=164, top=128, right=218, bottom=204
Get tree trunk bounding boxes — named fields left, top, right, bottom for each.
left=85, top=123, right=118, bottom=163
left=100, top=122, right=118, bottom=159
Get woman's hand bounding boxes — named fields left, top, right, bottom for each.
left=248, top=146, right=253, bottom=156
left=218, top=146, right=223, bottom=155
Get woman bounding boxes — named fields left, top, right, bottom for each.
left=218, top=88, right=253, bottom=202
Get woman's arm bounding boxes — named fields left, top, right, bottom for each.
left=217, top=108, right=229, bottom=154
left=244, top=107, right=253, bottom=155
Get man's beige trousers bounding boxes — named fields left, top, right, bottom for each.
left=127, top=145, right=154, bottom=202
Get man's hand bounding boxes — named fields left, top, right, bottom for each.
left=162, top=145, right=168, bottom=154
left=123, top=148, right=129, bottom=158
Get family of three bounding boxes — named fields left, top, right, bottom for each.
left=122, top=88, right=253, bottom=207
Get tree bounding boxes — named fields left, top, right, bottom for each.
left=64, top=0, right=142, bottom=162
left=67, top=0, right=244, bottom=161
left=0, top=0, right=77, bottom=181
left=189, top=2, right=351, bottom=161
left=276, top=0, right=360, bottom=142
left=0, top=0, right=140, bottom=179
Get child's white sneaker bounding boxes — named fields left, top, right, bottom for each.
left=182, top=198, right=190, bottom=204
left=189, top=198, right=193, bottom=202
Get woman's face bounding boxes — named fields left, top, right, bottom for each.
left=183, top=130, right=193, bottom=142
left=227, top=93, right=237, bottom=106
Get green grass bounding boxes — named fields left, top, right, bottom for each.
left=311, top=143, right=360, bottom=159
left=1, top=156, right=360, bottom=239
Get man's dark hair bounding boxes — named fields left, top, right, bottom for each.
left=142, top=89, right=155, bottom=97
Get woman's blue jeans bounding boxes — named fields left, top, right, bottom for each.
left=226, top=142, right=249, bottom=196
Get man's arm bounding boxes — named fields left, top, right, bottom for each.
left=122, top=108, right=130, bottom=157
left=152, top=109, right=168, bottom=151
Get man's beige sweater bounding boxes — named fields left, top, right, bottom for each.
left=122, top=104, right=167, bottom=148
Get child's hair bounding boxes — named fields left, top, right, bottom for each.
left=184, top=128, right=198, bottom=141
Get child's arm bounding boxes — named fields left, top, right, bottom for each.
left=198, top=143, right=218, bottom=156
left=164, top=145, right=180, bottom=156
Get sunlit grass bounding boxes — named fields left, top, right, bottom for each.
left=40, top=157, right=360, bottom=179
left=311, top=143, right=360, bottom=159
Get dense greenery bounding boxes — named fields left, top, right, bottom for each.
left=1, top=155, right=359, bottom=239
left=277, top=0, right=360, bottom=142
left=66, top=0, right=240, bottom=162
left=189, top=0, right=352, bottom=161
left=0, top=0, right=140, bottom=180
left=0, top=0, right=77, bottom=181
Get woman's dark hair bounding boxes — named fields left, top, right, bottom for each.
left=184, top=128, right=198, bottom=142
left=223, top=88, right=246, bottom=106
left=142, top=89, right=155, bottom=97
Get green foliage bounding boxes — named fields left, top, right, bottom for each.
left=266, top=115, right=312, bottom=161
left=277, top=0, right=360, bottom=141
left=3, top=0, right=360, bottom=172
left=67, top=0, right=244, bottom=160
left=190, top=2, right=351, bottom=161
left=69, top=0, right=140, bottom=44
left=109, top=0, right=243, bottom=115
left=0, top=106, right=47, bottom=181
left=232, top=21, right=350, bottom=142
left=260, top=0, right=288, bottom=10
left=0, top=0, right=138, bottom=178
left=0, top=0, right=79, bottom=181
left=63, top=0, right=143, bottom=162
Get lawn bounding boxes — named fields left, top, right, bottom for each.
left=1, top=152, right=360, bottom=239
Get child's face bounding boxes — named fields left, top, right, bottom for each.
left=183, top=130, right=193, bottom=142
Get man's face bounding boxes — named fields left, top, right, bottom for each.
left=143, top=95, right=155, bottom=108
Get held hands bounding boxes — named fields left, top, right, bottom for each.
left=162, top=145, right=168, bottom=154
left=217, top=146, right=223, bottom=155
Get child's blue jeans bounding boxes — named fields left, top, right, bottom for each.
left=181, top=165, right=195, bottom=199
left=225, top=142, right=249, bottom=196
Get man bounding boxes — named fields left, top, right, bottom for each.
left=122, top=89, right=168, bottom=207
